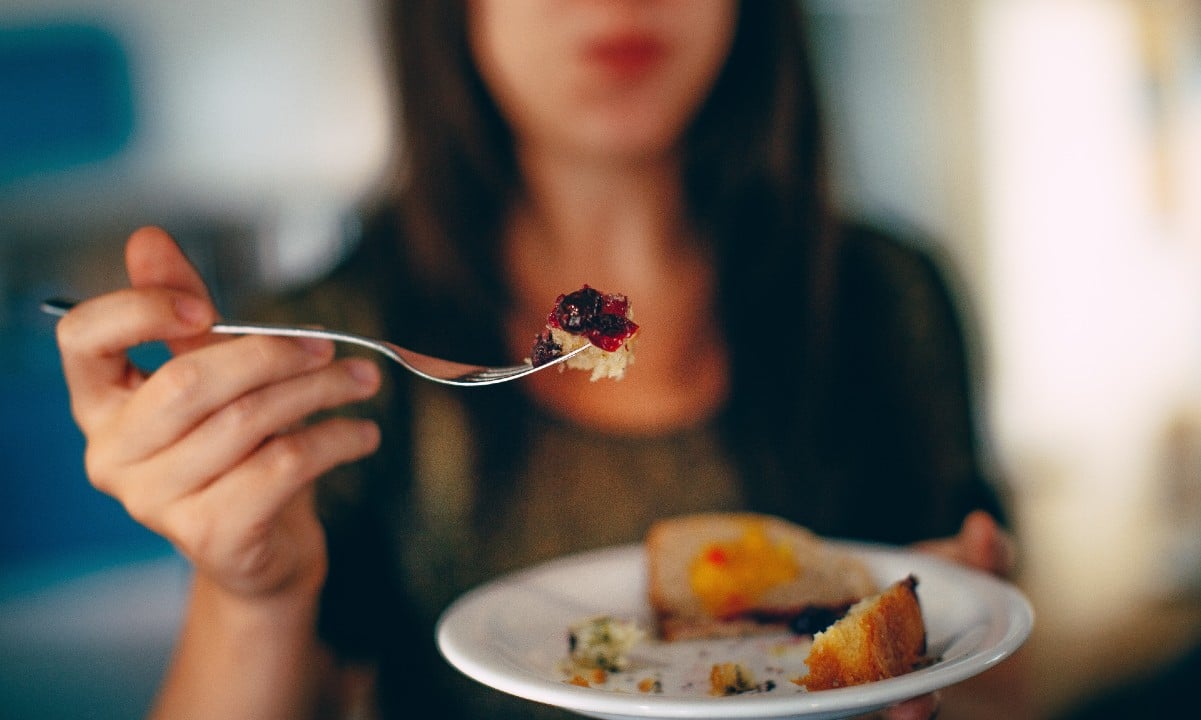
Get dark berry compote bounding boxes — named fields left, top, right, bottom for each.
left=530, top=285, right=639, bottom=366
left=529, top=331, right=563, bottom=367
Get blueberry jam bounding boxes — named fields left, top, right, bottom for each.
left=788, top=604, right=852, bottom=636
left=531, top=285, right=638, bottom=365
left=530, top=331, right=563, bottom=367
left=550, top=286, right=605, bottom=333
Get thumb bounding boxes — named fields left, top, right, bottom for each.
left=958, top=510, right=1016, bottom=578
left=125, top=226, right=219, bottom=355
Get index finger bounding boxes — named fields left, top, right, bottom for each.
left=55, top=287, right=215, bottom=430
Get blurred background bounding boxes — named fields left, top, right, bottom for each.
left=1, top=1, right=1199, bottom=718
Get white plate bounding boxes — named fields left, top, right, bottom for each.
left=436, top=542, right=1033, bottom=720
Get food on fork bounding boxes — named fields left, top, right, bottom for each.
left=645, top=513, right=877, bottom=642
left=530, top=285, right=638, bottom=381
left=797, top=575, right=928, bottom=690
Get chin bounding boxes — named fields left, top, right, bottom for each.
left=574, top=118, right=691, bottom=163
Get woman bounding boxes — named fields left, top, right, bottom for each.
left=51, top=1, right=1019, bottom=718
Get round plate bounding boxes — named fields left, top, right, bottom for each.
left=436, top=542, right=1033, bottom=720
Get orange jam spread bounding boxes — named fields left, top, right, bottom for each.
left=688, top=522, right=799, bottom=618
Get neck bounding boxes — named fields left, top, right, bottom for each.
left=510, top=143, right=691, bottom=281
left=501, top=144, right=729, bottom=435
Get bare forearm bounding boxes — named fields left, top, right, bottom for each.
left=150, top=573, right=329, bottom=720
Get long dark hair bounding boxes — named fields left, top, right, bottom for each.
left=376, top=0, right=837, bottom=521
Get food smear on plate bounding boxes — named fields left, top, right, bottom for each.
left=529, top=285, right=638, bottom=381
left=558, top=630, right=808, bottom=696
left=708, top=662, right=776, bottom=696
left=566, top=615, right=645, bottom=672
left=561, top=615, right=663, bottom=692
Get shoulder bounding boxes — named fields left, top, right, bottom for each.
left=825, top=219, right=980, bottom=383
left=834, top=221, right=951, bottom=300
left=831, top=220, right=968, bottom=329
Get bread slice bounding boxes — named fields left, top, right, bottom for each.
left=799, top=575, right=927, bottom=690
left=646, top=513, right=877, bottom=641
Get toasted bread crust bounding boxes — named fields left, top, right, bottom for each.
left=800, top=575, right=926, bottom=690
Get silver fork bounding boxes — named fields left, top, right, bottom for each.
left=41, top=297, right=586, bottom=387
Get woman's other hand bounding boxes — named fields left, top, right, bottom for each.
left=913, top=510, right=1016, bottom=579
left=54, top=226, right=382, bottom=602
left=877, top=511, right=1026, bottom=720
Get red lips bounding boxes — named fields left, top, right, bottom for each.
left=584, top=33, right=666, bottom=79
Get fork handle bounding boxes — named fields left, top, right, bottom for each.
left=42, top=296, right=588, bottom=386
left=40, top=297, right=82, bottom=317
left=41, top=297, right=370, bottom=346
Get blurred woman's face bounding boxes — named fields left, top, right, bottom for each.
left=467, top=0, right=737, bottom=164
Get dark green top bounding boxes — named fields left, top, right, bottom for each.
left=267, top=211, right=1007, bottom=718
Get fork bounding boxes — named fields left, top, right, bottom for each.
left=41, top=297, right=587, bottom=387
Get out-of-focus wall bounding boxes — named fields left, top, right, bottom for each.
left=974, top=0, right=1201, bottom=714
left=0, top=0, right=392, bottom=287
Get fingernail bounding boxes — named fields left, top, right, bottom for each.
left=298, top=337, right=334, bottom=356
left=174, top=296, right=210, bottom=326
left=348, top=359, right=380, bottom=386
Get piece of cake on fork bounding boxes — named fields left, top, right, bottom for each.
left=529, top=285, right=639, bottom=381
